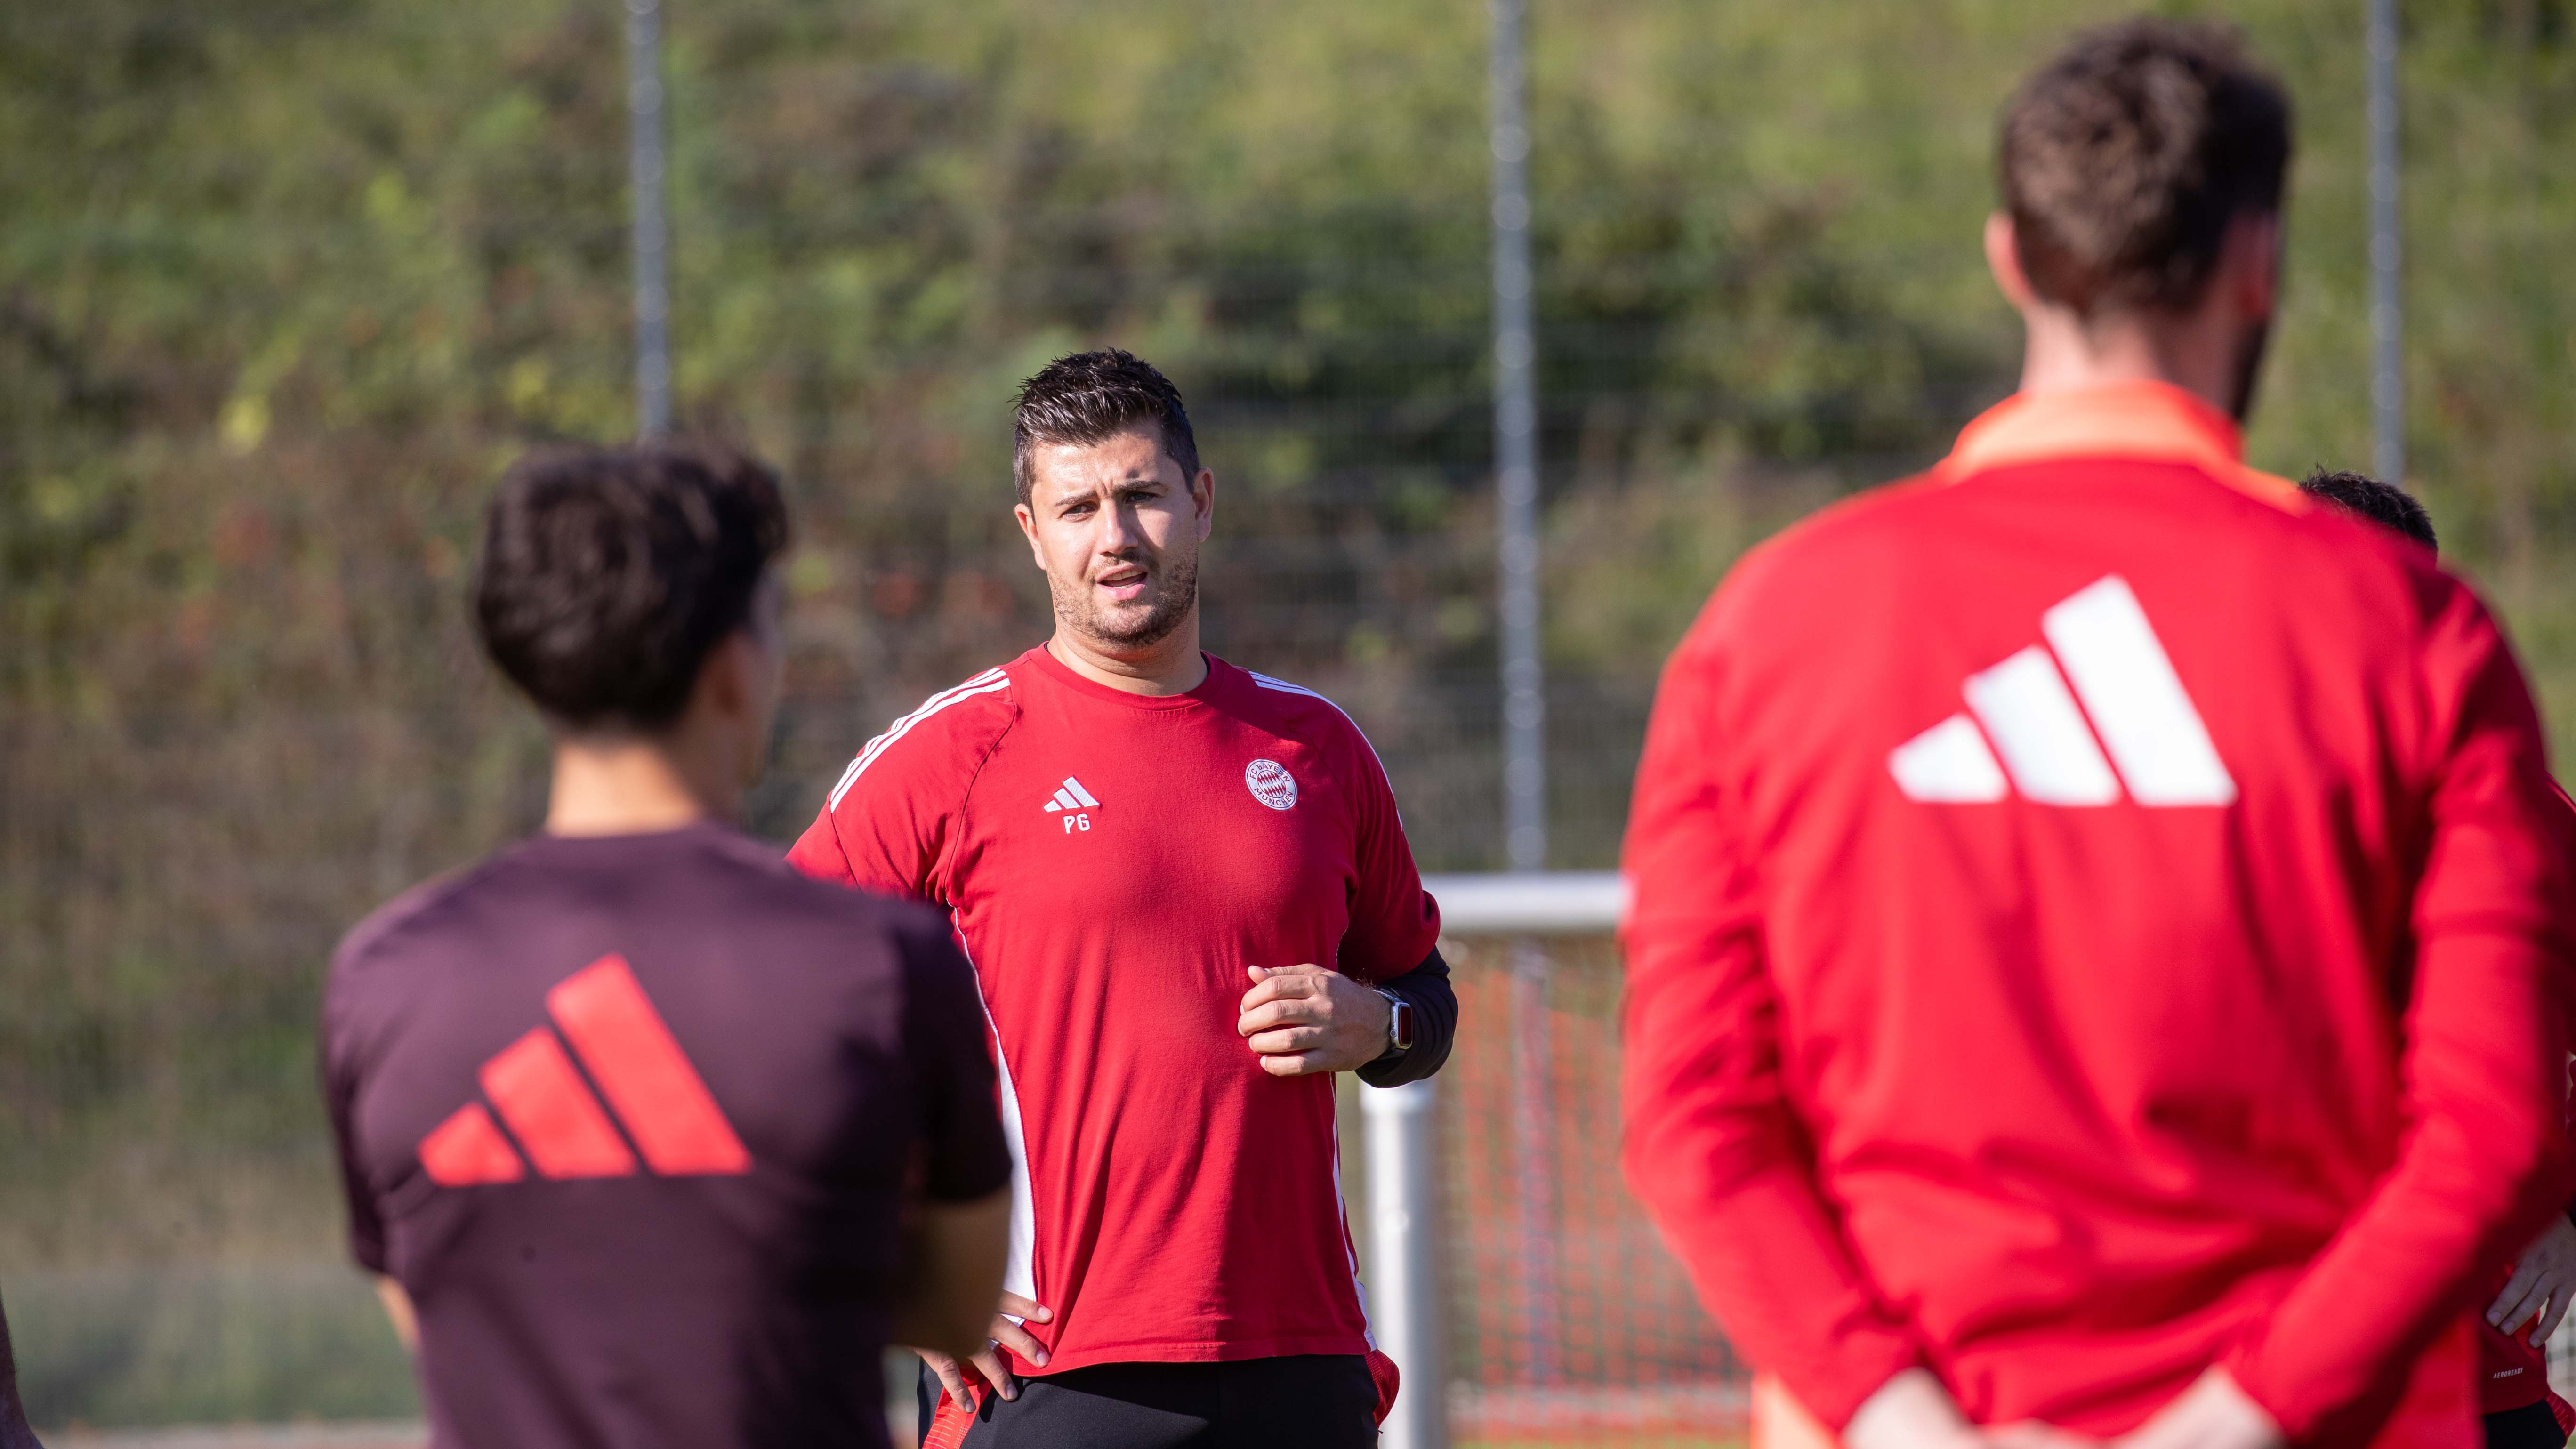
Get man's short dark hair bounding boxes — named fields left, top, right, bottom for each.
left=2301, top=467, right=2437, bottom=552
left=1011, top=349, right=1201, bottom=506
left=2000, top=18, right=2293, bottom=318
left=474, top=440, right=789, bottom=732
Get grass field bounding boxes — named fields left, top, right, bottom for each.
left=14, top=1265, right=412, bottom=1428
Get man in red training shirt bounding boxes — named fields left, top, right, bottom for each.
left=2298, top=468, right=2576, bottom=1449
left=1623, top=21, right=2572, bottom=1449
left=324, top=444, right=1011, bottom=1448
left=790, top=350, right=1455, bottom=1448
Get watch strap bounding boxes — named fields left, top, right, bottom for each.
left=1375, top=987, right=1414, bottom=1053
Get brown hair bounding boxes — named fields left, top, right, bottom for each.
left=2000, top=17, right=2292, bottom=318
left=474, top=440, right=789, bottom=731
left=1011, top=349, right=1201, bottom=507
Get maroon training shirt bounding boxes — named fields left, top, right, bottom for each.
left=322, top=822, right=1010, bottom=1449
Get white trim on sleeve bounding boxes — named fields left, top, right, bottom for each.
left=827, top=669, right=1012, bottom=811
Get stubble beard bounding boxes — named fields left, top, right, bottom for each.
left=2226, top=316, right=2273, bottom=425
left=1052, top=548, right=1200, bottom=652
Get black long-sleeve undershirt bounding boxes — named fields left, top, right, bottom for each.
left=1356, top=945, right=1457, bottom=1089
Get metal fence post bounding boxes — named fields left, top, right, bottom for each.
left=624, top=0, right=673, bottom=437
left=1489, top=0, right=1561, bottom=1395
left=1365, top=1079, right=1450, bottom=1449
left=1489, top=0, right=1543, bottom=877
left=2366, top=0, right=2403, bottom=484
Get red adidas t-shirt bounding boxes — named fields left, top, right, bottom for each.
left=789, top=646, right=1441, bottom=1373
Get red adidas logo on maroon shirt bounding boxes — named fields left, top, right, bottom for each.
left=419, top=954, right=750, bottom=1184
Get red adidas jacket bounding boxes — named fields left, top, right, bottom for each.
left=1622, top=383, right=2573, bottom=1447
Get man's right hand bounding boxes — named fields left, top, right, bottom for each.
left=1843, top=1365, right=2280, bottom=1449
left=1843, top=1368, right=1993, bottom=1449
left=2107, top=1368, right=2283, bottom=1449
left=916, top=1292, right=1053, bottom=1406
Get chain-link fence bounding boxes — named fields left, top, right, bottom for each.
left=1434, top=934, right=1744, bottom=1447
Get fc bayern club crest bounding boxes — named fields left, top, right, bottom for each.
left=1244, top=758, right=1298, bottom=811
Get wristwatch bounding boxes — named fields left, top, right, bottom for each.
left=1374, top=988, right=1415, bottom=1055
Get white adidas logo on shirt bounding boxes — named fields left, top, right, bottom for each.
left=1889, top=575, right=2236, bottom=807
left=1041, top=777, right=1101, bottom=813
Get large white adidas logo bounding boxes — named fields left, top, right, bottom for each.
left=1889, top=575, right=2236, bottom=806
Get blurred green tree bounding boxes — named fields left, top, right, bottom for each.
left=0, top=1, right=2569, bottom=1420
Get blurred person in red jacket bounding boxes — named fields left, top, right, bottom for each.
left=1622, top=19, right=2573, bottom=1449
left=2297, top=467, right=2576, bottom=1449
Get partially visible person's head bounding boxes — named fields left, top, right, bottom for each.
left=2301, top=467, right=2437, bottom=552
left=2001, top=19, right=2291, bottom=318
left=475, top=441, right=790, bottom=761
left=1010, top=350, right=1213, bottom=655
left=1995, top=18, right=2293, bottom=417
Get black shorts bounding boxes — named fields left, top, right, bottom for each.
left=918, top=1354, right=1378, bottom=1449
left=2486, top=1401, right=2569, bottom=1449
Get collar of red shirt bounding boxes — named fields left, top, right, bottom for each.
left=1936, top=379, right=2308, bottom=513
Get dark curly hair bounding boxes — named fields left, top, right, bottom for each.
left=2001, top=18, right=2292, bottom=318
left=1011, top=349, right=1201, bottom=506
left=473, top=440, right=789, bottom=732
left=2301, top=467, right=2437, bottom=552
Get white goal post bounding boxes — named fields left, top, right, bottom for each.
left=1362, top=871, right=1627, bottom=1449
left=1419, top=870, right=1627, bottom=939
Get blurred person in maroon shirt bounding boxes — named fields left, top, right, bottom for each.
left=323, top=442, right=1012, bottom=1449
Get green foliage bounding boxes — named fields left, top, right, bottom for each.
left=2, top=0, right=2573, bottom=1424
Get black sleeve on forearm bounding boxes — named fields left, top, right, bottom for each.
left=1358, top=946, right=1457, bottom=1088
